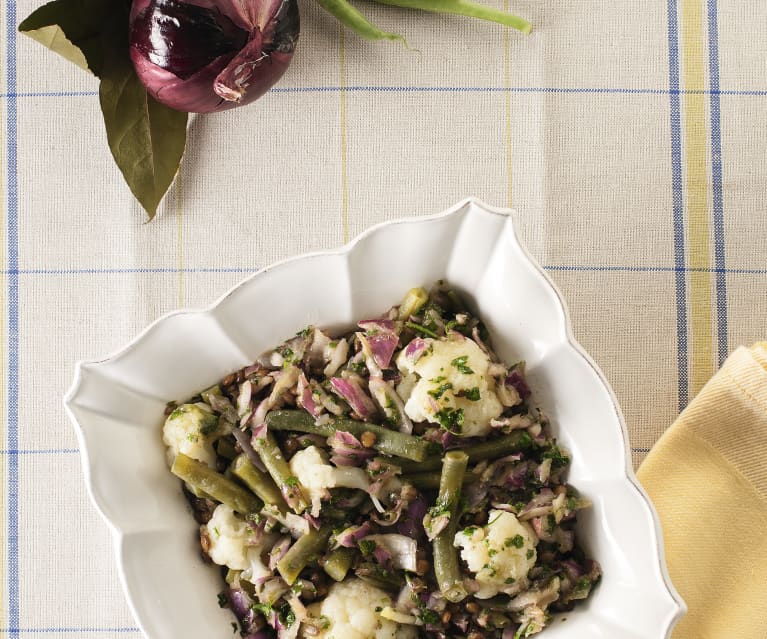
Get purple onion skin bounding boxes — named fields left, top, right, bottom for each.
left=129, top=0, right=299, bottom=113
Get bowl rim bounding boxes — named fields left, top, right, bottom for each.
left=64, top=196, right=687, bottom=637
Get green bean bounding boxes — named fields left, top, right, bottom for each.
left=251, top=431, right=309, bottom=514
left=266, top=410, right=434, bottom=462
left=355, top=562, right=406, bottom=592
left=432, top=450, right=469, bottom=603
left=398, top=287, right=429, bottom=320
left=171, top=453, right=261, bottom=515
left=277, top=525, right=333, bottom=585
left=215, top=437, right=238, bottom=461
left=398, top=430, right=533, bottom=473
left=231, top=454, right=288, bottom=510
left=316, top=0, right=404, bottom=42
left=402, top=470, right=477, bottom=491
left=323, top=547, right=356, bottom=582
left=371, top=0, right=532, bottom=34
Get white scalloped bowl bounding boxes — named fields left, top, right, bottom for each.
left=65, top=198, right=684, bottom=639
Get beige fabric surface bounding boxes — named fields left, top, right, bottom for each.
left=1, top=0, right=766, bottom=635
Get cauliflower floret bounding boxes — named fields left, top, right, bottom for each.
left=306, top=579, right=417, bottom=639
left=205, top=504, right=275, bottom=583
left=396, top=337, right=502, bottom=437
left=162, top=402, right=218, bottom=467
left=454, top=510, right=538, bottom=599
left=289, top=446, right=369, bottom=516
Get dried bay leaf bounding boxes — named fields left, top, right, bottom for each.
left=99, top=47, right=188, bottom=219
left=18, top=0, right=119, bottom=76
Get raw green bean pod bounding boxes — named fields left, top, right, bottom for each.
left=402, top=469, right=477, bottom=491
left=171, top=453, right=261, bottom=515
left=316, top=0, right=404, bottom=42
left=372, top=0, right=532, bottom=34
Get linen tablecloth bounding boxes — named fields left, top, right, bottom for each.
left=1, top=0, right=765, bottom=635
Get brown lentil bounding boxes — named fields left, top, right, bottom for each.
left=416, top=559, right=430, bottom=575
left=466, top=602, right=480, bottom=615
left=222, top=373, right=236, bottom=387
left=441, top=611, right=452, bottom=625
left=360, top=431, right=377, bottom=448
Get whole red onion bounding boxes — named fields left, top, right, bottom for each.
left=129, top=0, right=299, bottom=113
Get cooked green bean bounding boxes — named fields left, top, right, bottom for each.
left=316, top=0, right=404, bottom=42
left=277, top=525, right=333, bottom=585
left=432, top=451, right=469, bottom=603
left=403, top=469, right=477, bottom=491
left=251, top=431, right=309, bottom=514
left=355, top=562, right=406, bottom=592
left=371, top=0, right=532, bottom=34
left=265, top=410, right=433, bottom=462
left=398, top=430, right=533, bottom=473
left=171, top=453, right=261, bottom=515
left=215, top=437, right=238, bottom=461
left=398, top=287, right=429, bottom=319
left=231, top=454, right=288, bottom=510
left=323, top=547, right=356, bottom=582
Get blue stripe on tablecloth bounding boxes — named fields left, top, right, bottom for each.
left=1, top=87, right=767, bottom=99
left=707, top=0, right=728, bottom=366
left=667, top=0, right=689, bottom=412
left=1, top=265, right=766, bottom=275
left=5, top=0, right=20, bottom=636
left=0, top=449, right=79, bottom=455
left=0, top=628, right=141, bottom=634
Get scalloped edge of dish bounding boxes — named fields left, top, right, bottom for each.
left=64, top=197, right=686, bottom=638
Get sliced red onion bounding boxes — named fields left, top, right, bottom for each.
left=227, top=587, right=261, bottom=633
left=536, top=458, right=552, bottom=484
left=236, top=380, right=253, bottom=417
left=328, top=430, right=375, bottom=467
left=530, top=516, right=555, bottom=542
left=423, top=512, right=450, bottom=541
left=357, top=320, right=400, bottom=369
left=397, top=494, right=427, bottom=538
left=268, top=536, right=293, bottom=570
left=334, top=522, right=372, bottom=548
left=306, top=328, right=330, bottom=368
left=507, top=368, right=531, bottom=400
left=232, top=425, right=267, bottom=472
left=303, top=513, right=321, bottom=530
left=330, top=377, right=377, bottom=420
left=371, top=543, right=393, bottom=568
left=356, top=333, right=383, bottom=377
left=402, top=337, right=430, bottom=365
left=323, top=338, right=349, bottom=377
left=368, top=376, right=413, bottom=434
left=363, top=534, right=417, bottom=572
left=296, top=372, right=323, bottom=418
left=207, top=393, right=238, bottom=423
left=508, top=577, right=561, bottom=612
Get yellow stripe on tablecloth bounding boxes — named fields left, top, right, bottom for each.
left=177, top=163, right=184, bottom=307
left=339, top=27, right=350, bottom=244
left=682, top=0, right=714, bottom=396
left=503, top=0, right=513, bottom=209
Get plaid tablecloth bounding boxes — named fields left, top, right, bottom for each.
left=2, top=0, right=765, bottom=635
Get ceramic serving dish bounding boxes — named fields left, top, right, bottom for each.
left=65, top=198, right=685, bottom=638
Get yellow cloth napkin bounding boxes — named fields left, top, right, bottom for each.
left=637, top=343, right=767, bottom=638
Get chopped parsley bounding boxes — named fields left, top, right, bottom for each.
left=463, top=526, right=478, bottom=537
left=506, top=534, right=525, bottom=548
left=459, top=386, right=481, bottom=401
left=435, top=407, right=464, bottom=434
left=297, top=326, right=312, bottom=338
left=526, top=549, right=535, bottom=559
left=428, top=382, right=453, bottom=399
left=217, top=592, right=229, bottom=608
left=213, top=526, right=221, bottom=537
left=231, top=622, right=238, bottom=633
left=488, top=548, right=498, bottom=557
left=418, top=609, right=440, bottom=625
left=283, top=476, right=299, bottom=488
left=251, top=602, right=273, bottom=617
left=504, top=577, right=516, bottom=585
left=543, top=444, right=571, bottom=468
left=405, top=321, right=439, bottom=338
left=359, top=539, right=377, bottom=556
left=450, top=355, right=474, bottom=374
